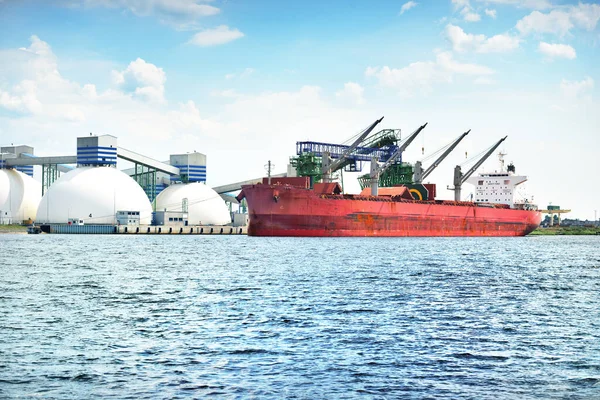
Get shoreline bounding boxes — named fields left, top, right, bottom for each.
left=529, top=226, right=600, bottom=236
left=0, top=225, right=28, bottom=234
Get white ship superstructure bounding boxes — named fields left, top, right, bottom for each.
left=466, top=153, right=533, bottom=209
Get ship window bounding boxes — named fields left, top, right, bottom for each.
left=478, top=180, right=484, bottom=185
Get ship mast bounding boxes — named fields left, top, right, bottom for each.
left=449, top=136, right=507, bottom=201
left=414, top=129, right=470, bottom=184
left=321, top=117, right=384, bottom=183
left=497, top=151, right=506, bottom=172
left=369, top=122, right=428, bottom=196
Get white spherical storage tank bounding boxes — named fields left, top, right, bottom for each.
left=155, top=182, right=231, bottom=225
left=0, top=169, right=41, bottom=223
left=36, top=166, right=152, bottom=225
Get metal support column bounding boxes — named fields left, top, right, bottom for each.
left=150, top=169, right=156, bottom=202
left=133, top=162, right=159, bottom=203
left=41, top=164, right=59, bottom=195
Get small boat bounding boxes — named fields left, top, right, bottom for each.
left=27, top=225, right=42, bottom=234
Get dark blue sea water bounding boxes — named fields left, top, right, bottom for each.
left=1, top=234, right=599, bottom=399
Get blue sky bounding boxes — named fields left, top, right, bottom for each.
left=0, top=0, right=599, bottom=219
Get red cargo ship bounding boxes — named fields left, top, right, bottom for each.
left=238, top=119, right=541, bottom=237
left=238, top=180, right=541, bottom=237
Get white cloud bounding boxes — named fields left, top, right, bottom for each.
left=400, top=1, right=417, bottom=15
left=445, top=24, right=520, bottom=53
left=365, top=62, right=439, bottom=96
left=464, top=12, right=481, bottom=22
left=516, top=10, right=573, bottom=36
left=0, top=35, right=377, bottom=189
left=18, top=35, right=54, bottom=59
left=569, top=2, right=600, bottom=31
left=0, top=35, right=201, bottom=146
left=560, top=77, right=594, bottom=98
left=0, top=36, right=86, bottom=121
left=365, top=51, right=493, bottom=95
left=516, top=3, right=600, bottom=37
left=168, top=100, right=223, bottom=135
left=82, top=84, right=98, bottom=99
left=225, top=68, right=255, bottom=80
left=436, top=51, right=494, bottom=75
left=485, top=8, right=497, bottom=18
left=1, top=37, right=597, bottom=218
left=188, top=25, right=244, bottom=47
left=70, top=0, right=219, bottom=28
left=0, top=80, right=41, bottom=114
left=335, top=82, right=365, bottom=105
left=453, top=0, right=482, bottom=22
left=475, top=0, right=552, bottom=9
left=452, top=0, right=471, bottom=8
left=112, top=58, right=166, bottom=102
left=538, top=42, right=576, bottom=59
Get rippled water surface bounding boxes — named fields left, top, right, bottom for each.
left=1, top=234, right=599, bottom=399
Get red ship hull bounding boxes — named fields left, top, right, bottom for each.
left=240, top=184, right=542, bottom=237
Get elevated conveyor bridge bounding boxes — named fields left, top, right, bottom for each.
left=116, top=147, right=180, bottom=175
left=296, top=129, right=399, bottom=165
left=212, top=173, right=287, bottom=194
left=4, top=147, right=182, bottom=198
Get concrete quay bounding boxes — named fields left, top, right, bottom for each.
left=116, top=225, right=247, bottom=235
left=39, top=224, right=247, bottom=235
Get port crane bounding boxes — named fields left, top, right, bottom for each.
left=292, top=118, right=400, bottom=185
left=413, top=129, right=470, bottom=184
left=448, top=136, right=507, bottom=201
left=368, top=123, right=428, bottom=196
left=320, top=117, right=385, bottom=182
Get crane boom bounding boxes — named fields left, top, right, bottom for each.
left=460, top=135, right=506, bottom=185
left=374, top=122, right=428, bottom=178
left=324, top=117, right=384, bottom=175
left=369, top=122, right=428, bottom=196
left=418, top=129, right=470, bottom=182
left=449, top=135, right=507, bottom=201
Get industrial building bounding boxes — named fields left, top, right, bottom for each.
left=1, top=145, right=35, bottom=177
left=0, top=168, right=41, bottom=224
left=35, top=166, right=154, bottom=225
left=155, top=182, right=231, bottom=226
left=0, top=133, right=246, bottom=232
